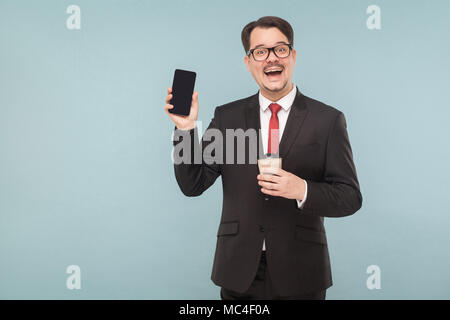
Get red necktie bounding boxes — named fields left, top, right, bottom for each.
left=268, top=103, right=282, bottom=155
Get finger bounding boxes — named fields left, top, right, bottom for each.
left=164, top=103, right=174, bottom=115
left=165, top=94, right=173, bottom=104
left=167, top=87, right=172, bottom=94
left=261, top=188, right=281, bottom=196
left=257, top=174, right=280, bottom=183
left=258, top=180, right=279, bottom=190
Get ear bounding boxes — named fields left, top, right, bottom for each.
left=244, top=55, right=250, bottom=72
left=292, top=48, right=297, bottom=65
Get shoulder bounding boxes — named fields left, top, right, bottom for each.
left=214, top=93, right=258, bottom=115
left=301, top=94, right=348, bottom=129
left=302, top=94, right=342, bottom=117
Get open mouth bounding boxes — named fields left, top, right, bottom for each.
left=264, top=68, right=283, bottom=79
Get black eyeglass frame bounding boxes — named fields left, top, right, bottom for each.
left=246, top=43, right=293, bottom=61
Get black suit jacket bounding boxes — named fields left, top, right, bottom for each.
left=172, top=88, right=362, bottom=295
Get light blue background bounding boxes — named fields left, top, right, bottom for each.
left=1, top=0, right=449, bottom=299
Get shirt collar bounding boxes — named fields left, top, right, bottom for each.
left=259, top=83, right=297, bottom=112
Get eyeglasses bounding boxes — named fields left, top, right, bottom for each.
left=247, top=43, right=293, bottom=61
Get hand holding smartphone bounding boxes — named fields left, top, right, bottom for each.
left=164, top=69, right=198, bottom=130
left=169, top=69, right=196, bottom=116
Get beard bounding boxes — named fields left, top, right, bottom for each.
left=262, top=78, right=288, bottom=93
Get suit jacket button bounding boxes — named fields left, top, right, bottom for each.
left=259, top=226, right=264, bottom=232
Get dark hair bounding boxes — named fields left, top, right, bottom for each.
left=241, top=16, right=294, bottom=53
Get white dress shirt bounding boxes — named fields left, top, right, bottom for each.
left=259, top=84, right=308, bottom=251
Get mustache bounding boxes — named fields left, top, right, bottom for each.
left=264, top=64, right=284, bottom=72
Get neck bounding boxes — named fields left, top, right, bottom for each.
left=260, top=82, right=294, bottom=102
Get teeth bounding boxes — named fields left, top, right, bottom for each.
left=265, top=69, right=283, bottom=74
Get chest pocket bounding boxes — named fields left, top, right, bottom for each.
left=217, top=221, right=239, bottom=237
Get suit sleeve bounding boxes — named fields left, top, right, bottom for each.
left=300, top=112, right=363, bottom=217
left=172, top=108, right=221, bottom=197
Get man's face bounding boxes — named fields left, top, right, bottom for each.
left=244, top=27, right=296, bottom=98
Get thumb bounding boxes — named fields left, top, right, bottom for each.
left=192, top=91, right=199, bottom=109
left=190, top=91, right=199, bottom=119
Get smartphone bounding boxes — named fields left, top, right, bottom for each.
left=169, top=69, right=196, bottom=116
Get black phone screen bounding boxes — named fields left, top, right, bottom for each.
left=169, top=69, right=196, bottom=116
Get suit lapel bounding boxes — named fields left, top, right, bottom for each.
left=278, top=88, right=309, bottom=159
left=244, top=88, right=309, bottom=160
left=244, top=93, right=264, bottom=158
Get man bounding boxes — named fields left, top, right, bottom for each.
left=164, top=16, right=362, bottom=300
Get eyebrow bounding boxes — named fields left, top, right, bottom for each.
left=253, top=41, right=288, bottom=49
